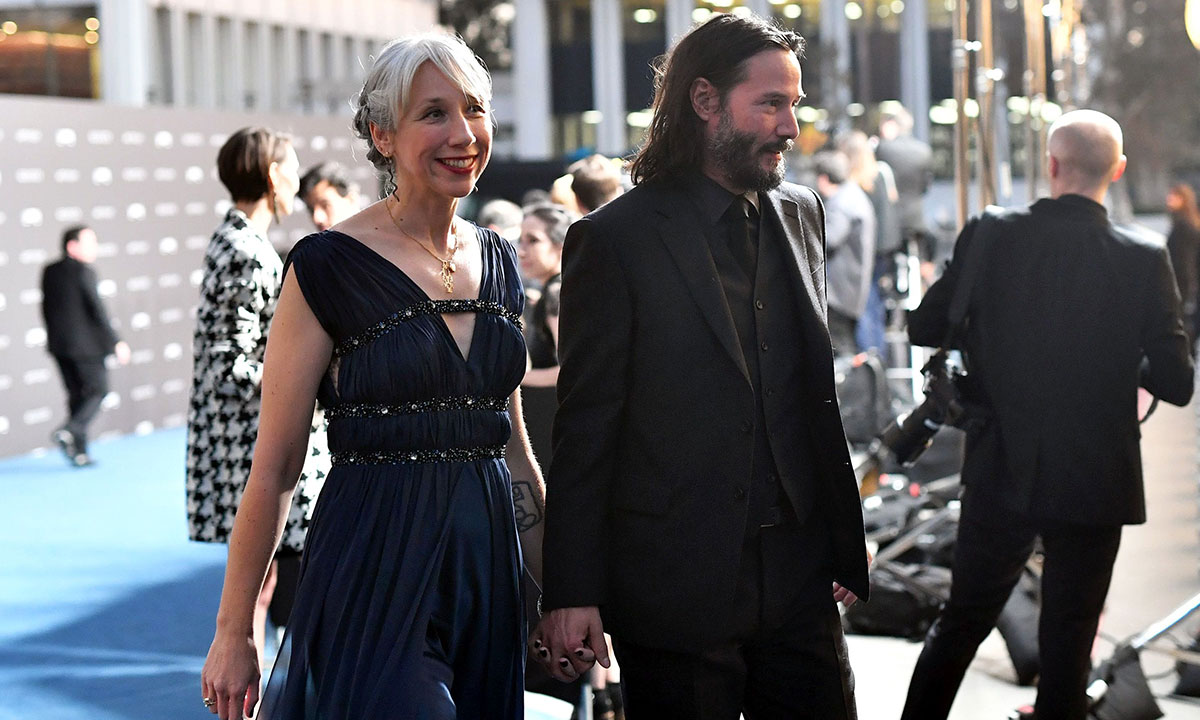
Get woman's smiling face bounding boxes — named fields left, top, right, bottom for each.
left=388, top=61, right=492, bottom=200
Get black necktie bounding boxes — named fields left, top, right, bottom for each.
left=727, top=196, right=759, bottom=281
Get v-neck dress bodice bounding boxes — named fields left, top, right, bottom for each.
left=259, top=225, right=528, bottom=720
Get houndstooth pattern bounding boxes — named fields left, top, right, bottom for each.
left=185, top=209, right=328, bottom=553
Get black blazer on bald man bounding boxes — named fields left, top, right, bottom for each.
left=542, top=177, right=869, bottom=652
left=909, top=195, right=1194, bottom=527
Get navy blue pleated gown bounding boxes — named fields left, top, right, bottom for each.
left=259, top=226, right=527, bottom=719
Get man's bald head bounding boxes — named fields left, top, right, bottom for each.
left=1046, top=110, right=1126, bottom=197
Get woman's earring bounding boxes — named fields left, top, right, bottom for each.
left=268, top=183, right=280, bottom=223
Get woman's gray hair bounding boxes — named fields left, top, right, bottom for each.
left=352, top=33, right=492, bottom=195
left=523, top=203, right=578, bottom=246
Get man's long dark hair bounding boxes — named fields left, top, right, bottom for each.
left=628, top=14, right=805, bottom=187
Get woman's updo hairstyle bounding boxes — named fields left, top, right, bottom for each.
left=353, top=33, right=493, bottom=196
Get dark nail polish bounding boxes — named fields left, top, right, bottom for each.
left=574, top=649, right=585, bottom=657
left=533, top=639, right=543, bottom=648
left=558, top=658, right=570, bottom=668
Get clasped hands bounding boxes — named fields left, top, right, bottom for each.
left=528, top=606, right=610, bottom=682
left=529, top=583, right=858, bottom=682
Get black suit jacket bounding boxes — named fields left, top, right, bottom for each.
left=875, top=135, right=933, bottom=235
left=909, top=195, right=1193, bottom=527
left=41, top=257, right=120, bottom=358
left=543, top=179, right=869, bottom=651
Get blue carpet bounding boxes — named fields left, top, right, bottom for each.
left=0, top=428, right=227, bottom=720
left=0, top=430, right=575, bottom=720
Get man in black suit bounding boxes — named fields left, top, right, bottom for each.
left=875, top=105, right=932, bottom=249
left=41, top=225, right=129, bottom=466
left=900, top=110, right=1194, bottom=720
left=532, top=14, right=869, bottom=719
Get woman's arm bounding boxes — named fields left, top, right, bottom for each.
left=506, top=387, right=546, bottom=589
left=201, top=270, right=332, bottom=720
left=521, top=366, right=560, bottom=388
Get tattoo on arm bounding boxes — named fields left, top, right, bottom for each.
left=512, top=481, right=543, bottom=532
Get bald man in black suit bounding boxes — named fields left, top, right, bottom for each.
left=900, top=110, right=1194, bottom=720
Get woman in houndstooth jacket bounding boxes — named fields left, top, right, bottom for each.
left=185, top=126, right=329, bottom=665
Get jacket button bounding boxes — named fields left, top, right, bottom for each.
left=760, top=341, right=769, bottom=352
left=740, top=421, right=752, bottom=434
left=734, top=486, right=745, bottom=500
left=755, top=299, right=764, bottom=310
left=765, top=387, right=774, bottom=397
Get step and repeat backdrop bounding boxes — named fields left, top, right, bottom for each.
left=0, top=95, right=377, bottom=458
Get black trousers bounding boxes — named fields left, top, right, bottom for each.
left=612, top=522, right=856, bottom=720
left=53, top=354, right=109, bottom=453
left=900, top=491, right=1122, bottom=720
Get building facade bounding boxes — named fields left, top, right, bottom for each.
left=0, top=0, right=436, bottom=112
left=506, top=0, right=961, bottom=161
left=0, top=1, right=436, bottom=458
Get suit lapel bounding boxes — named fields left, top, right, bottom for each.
left=763, top=189, right=828, bottom=332
left=654, top=186, right=751, bottom=383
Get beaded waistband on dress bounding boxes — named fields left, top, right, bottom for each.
left=335, top=299, right=523, bottom=357
left=331, top=445, right=506, bottom=466
left=326, top=396, right=509, bottom=419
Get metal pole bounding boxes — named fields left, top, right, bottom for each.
left=993, top=54, right=1012, bottom=205
left=901, top=0, right=932, bottom=143
left=1130, top=592, right=1200, bottom=650
left=1049, top=0, right=1082, bottom=106
left=976, top=0, right=996, bottom=208
left=820, top=0, right=852, bottom=133
left=952, top=0, right=970, bottom=227
left=1024, top=0, right=1047, bottom=201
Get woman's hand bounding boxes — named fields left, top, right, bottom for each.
left=200, top=630, right=261, bottom=719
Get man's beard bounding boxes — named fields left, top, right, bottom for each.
left=708, top=110, right=792, bottom=192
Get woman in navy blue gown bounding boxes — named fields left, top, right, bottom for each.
left=200, top=34, right=546, bottom=720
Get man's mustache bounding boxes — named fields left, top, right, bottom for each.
left=760, top=139, right=794, bottom=154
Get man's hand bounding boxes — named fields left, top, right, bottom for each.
left=833, top=582, right=859, bottom=607
left=529, top=606, right=610, bottom=682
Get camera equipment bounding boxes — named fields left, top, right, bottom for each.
left=873, top=349, right=966, bottom=466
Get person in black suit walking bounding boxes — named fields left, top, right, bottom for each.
left=900, top=109, right=1194, bottom=720
left=531, top=14, right=869, bottom=719
left=40, top=225, right=130, bottom=466
left=875, top=105, right=932, bottom=252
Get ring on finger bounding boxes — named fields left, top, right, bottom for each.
left=203, top=697, right=216, bottom=708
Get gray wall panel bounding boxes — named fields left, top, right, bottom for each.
left=0, top=95, right=377, bottom=458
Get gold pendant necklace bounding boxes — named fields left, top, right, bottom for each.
left=385, top=194, right=459, bottom=294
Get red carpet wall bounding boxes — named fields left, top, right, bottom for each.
left=0, top=95, right=377, bottom=458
